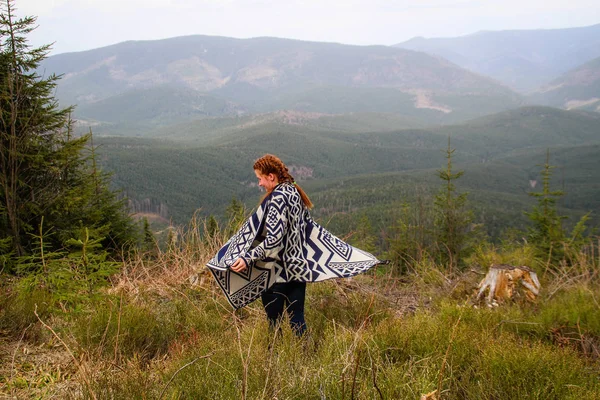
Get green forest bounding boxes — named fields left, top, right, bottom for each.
left=94, top=105, right=600, bottom=243
left=1, top=1, right=600, bottom=398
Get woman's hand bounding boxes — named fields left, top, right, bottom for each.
left=230, top=258, right=248, bottom=272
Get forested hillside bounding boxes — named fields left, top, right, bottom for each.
left=96, top=106, right=600, bottom=239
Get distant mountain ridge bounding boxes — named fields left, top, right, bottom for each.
left=529, top=56, right=600, bottom=112
left=40, top=35, right=523, bottom=130
left=45, top=35, right=511, bottom=98
left=395, top=24, right=600, bottom=93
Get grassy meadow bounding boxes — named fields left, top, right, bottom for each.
left=1, top=217, right=599, bottom=399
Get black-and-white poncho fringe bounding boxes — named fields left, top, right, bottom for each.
left=207, top=182, right=381, bottom=309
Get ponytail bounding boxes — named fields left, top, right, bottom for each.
left=291, top=181, right=313, bottom=210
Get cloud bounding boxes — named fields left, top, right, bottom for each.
left=18, top=0, right=600, bottom=54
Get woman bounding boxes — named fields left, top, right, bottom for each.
left=207, top=154, right=382, bottom=335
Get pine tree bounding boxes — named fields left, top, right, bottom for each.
left=56, top=130, right=137, bottom=252
left=526, top=149, right=567, bottom=261
left=0, top=0, right=72, bottom=255
left=0, top=1, right=137, bottom=267
left=142, top=217, right=156, bottom=253
left=433, top=136, right=474, bottom=271
left=204, top=215, right=219, bottom=241
left=225, top=197, right=246, bottom=236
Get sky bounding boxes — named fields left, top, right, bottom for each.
left=17, top=0, right=600, bottom=55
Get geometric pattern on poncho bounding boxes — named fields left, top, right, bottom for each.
left=207, top=182, right=381, bottom=309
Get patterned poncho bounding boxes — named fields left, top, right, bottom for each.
left=207, top=182, right=381, bottom=309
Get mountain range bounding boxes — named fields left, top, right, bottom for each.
left=395, top=24, right=600, bottom=93
left=35, top=24, right=600, bottom=236
left=41, top=35, right=524, bottom=132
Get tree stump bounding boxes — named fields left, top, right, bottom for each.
left=476, top=264, right=541, bottom=306
left=420, top=390, right=438, bottom=400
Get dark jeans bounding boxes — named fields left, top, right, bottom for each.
left=261, top=281, right=307, bottom=336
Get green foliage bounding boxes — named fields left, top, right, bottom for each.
left=526, top=150, right=566, bottom=257
left=91, top=105, right=600, bottom=249
left=0, top=235, right=12, bottom=272
left=63, top=133, right=138, bottom=250
left=466, top=241, right=536, bottom=271
left=385, top=138, right=478, bottom=273
left=15, top=220, right=119, bottom=308
left=433, top=136, right=475, bottom=270
left=203, top=215, right=220, bottom=244
left=0, top=2, right=137, bottom=269
left=526, top=150, right=592, bottom=263
left=565, top=212, right=593, bottom=257
left=224, top=197, right=247, bottom=237
left=74, top=298, right=181, bottom=361
left=386, top=196, right=434, bottom=273
left=141, top=217, right=156, bottom=254
left=0, top=282, right=52, bottom=339
left=348, top=213, right=378, bottom=254
left=0, top=0, right=72, bottom=256
left=64, top=226, right=120, bottom=295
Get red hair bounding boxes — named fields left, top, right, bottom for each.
left=253, top=154, right=313, bottom=209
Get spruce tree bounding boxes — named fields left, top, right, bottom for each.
left=0, top=1, right=136, bottom=267
left=142, top=217, right=156, bottom=253
left=433, top=136, right=474, bottom=271
left=205, top=215, right=219, bottom=241
left=52, top=129, right=137, bottom=253
left=526, top=150, right=567, bottom=261
left=225, top=197, right=246, bottom=236
left=0, top=0, right=71, bottom=255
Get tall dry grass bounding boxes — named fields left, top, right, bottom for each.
left=1, top=216, right=599, bottom=399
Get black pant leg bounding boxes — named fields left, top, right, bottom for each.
left=261, top=281, right=307, bottom=336
left=284, top=281, right=307, bottom=336
left=261, top=284, right=286, bottom=329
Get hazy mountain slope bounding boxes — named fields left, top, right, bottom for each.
left=44, top=36, right=515, bottom=101
left=218, top=129, right=462, bottom=176
left=143, top=105, right=600, bottom=156
left=146, top=111, right=425, bottom=143
left=529, top=57, right=600, bottom=112
left=436, top=107, right=600, bottom=158
left=95, top=127, right=460, bottom=221
left=42, top=35, right=523, bottom=129
left=252, top=85, right=520, bottom=123
left=75, top=85, right=241, bottom=129
left=205, top=106, right=600, bottom=162
left=395, top=24, right=600, bottom=93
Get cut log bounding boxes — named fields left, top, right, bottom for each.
left=476, top=264, right=541, bottom=306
